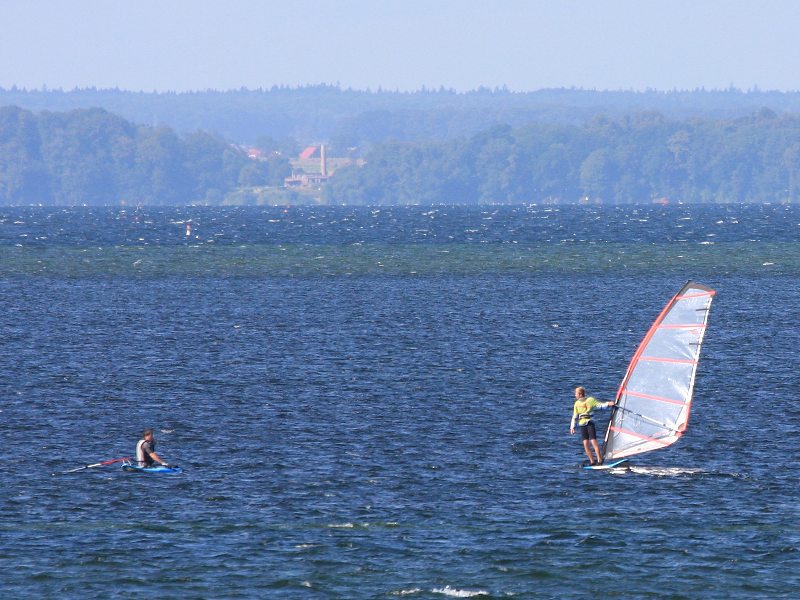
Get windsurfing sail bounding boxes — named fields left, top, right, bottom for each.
left=602, top=281, right=715, bottom=461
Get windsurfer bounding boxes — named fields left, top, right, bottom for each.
left=570, top=387, right=614, bottom=465
left=136, top=429, right=169, bottom=467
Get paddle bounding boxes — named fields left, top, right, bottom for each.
left=60, top=457, right=131, bottom=474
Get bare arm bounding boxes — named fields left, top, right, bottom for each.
left=146, top=450, right=167, bottom=465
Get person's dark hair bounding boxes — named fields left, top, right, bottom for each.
left=142, top=428, right=153, bottom=437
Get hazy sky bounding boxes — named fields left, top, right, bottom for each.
left=2, top=0, right=799, bottom=93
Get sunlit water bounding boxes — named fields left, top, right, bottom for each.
left=2, top=205, right=799, bottom=598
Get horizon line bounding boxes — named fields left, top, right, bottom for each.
left=1, top=84, right=799, bottom=96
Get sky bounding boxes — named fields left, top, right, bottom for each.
left=1, top=0, right=799, bottom=93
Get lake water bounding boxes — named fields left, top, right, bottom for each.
left=2, top=204, right=799, bottom=598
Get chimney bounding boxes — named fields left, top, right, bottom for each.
left=320, top=144, right=327, bottom=177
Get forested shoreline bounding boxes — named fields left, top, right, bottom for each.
left=2, top=87, right=800, bottom=205
left=326, top=109, right=800, bottom=205
left=0, top=106, right=289, bottom=205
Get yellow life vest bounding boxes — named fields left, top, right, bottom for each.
left=573, top=397, right=600, bottom=426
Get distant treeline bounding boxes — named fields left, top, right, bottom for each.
left=0, top=106, right=290, bottom=205
left=4, top=85, right=800, bottom=149
left=3, top=100, right=800, bottom=206
left=325, top=109, right=800, bottom=205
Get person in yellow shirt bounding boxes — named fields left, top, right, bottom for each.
left=570, top=386, right=614, bottom=465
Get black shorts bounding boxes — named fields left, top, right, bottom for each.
left=580, top=421, right=597, bottom=441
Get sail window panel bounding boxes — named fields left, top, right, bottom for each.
left=643, top=327, right=703, bottom=362
left=622, top=391, right=687, bottom=420
left=621, top=392, right=688, bottom=432
left=614, top=418, right=678, bottom=445
left=608, top=435, right=678, bottom=458
left=664, top=293, right=713, bottom=324
left=625, top=360, right=693, bottom=404
left=607, top=433, right=640, bottom=456
left=662, top=303, right=708, bottom=327
left=607, top=426, right=680, bottom=459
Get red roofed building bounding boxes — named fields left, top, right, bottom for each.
left=299, top=146, right=319, bottom=160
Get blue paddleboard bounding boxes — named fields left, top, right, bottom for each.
left=122, top=464, right=183, bottom=474
left=582, top=458, right=629, bottom=470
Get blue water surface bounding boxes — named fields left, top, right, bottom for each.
left=1, top=205, right=800, bottom=598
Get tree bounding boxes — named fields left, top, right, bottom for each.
left=0, top=106, right=50, bottom=204
left=579, top=149, right=615, bottom=201
left=783, top=143, right=800, bottom=203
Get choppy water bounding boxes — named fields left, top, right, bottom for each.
left=2, top=205, right=800, bottom=598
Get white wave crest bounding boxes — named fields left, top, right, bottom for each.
left=624, top=466, right=705, bottom=477
left=432, top=585, right=489, bottom=597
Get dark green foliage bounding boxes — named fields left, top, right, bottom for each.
left=3, top=93, right=800, bottom=205
left=325, top=110, right=800, bottom=205
left=0, top=106, right=51, bottom=204
left=0, top=106, right=289, bottom=205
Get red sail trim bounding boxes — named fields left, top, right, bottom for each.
left=608, top=425, right=676, bottom=446
left=614, top=285, right=688, bottom=403
left=639, top=356, right=697, bottom=365
left=625, top=390, right=686, bottom=406
left=676, top=291, right=715, bottom=300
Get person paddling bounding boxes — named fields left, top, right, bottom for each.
left=136, top=429, right=169, bottom=467
left=569, top=387, right=614, bottom=465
